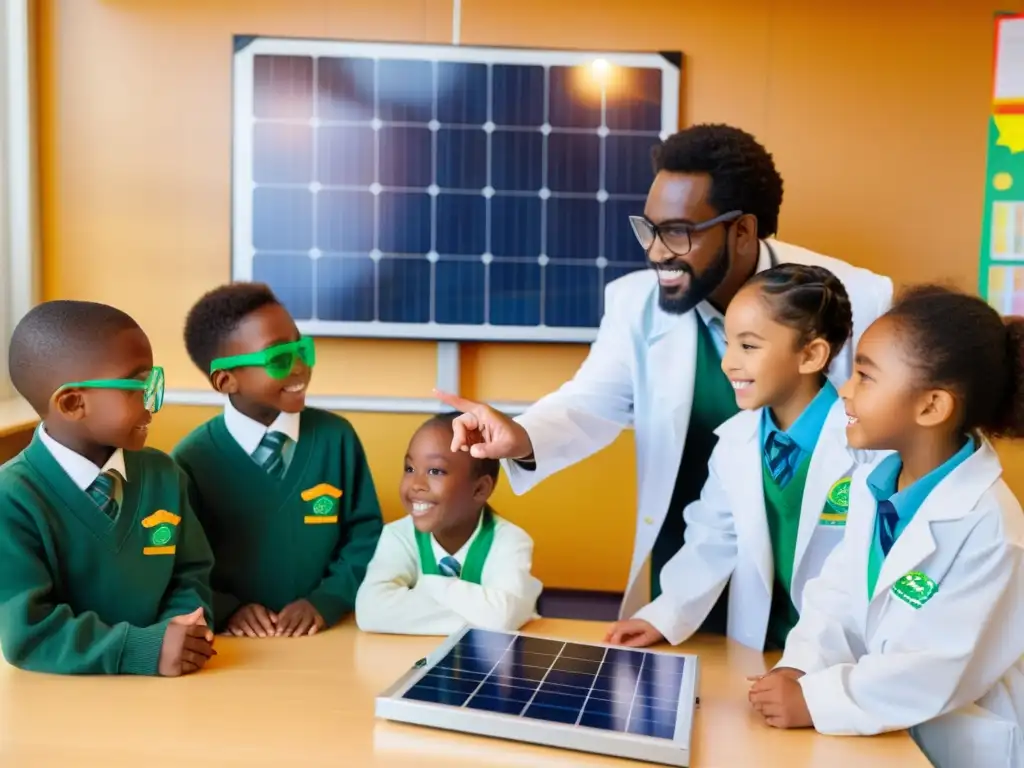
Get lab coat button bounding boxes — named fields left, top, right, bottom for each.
left=643, top=516, right=654, bottom=525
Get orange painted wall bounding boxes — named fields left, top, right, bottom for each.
left=35, top=0, right=1024, bottom=591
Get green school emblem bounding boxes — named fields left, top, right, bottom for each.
left=819, top=476, right=851, bottom=526
left=300, top=483, right=341, bottom=524
left=141, top=510, right=180, bottom=554
left=891, top=571, right=939, bottom=609
left=312, top=496, right=335, bottom=516
left=151, top=524, right=173, bottom=547
left=826, top=477, right=851, bottom=512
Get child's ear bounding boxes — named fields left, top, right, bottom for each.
left=53, top=390, right=86, bottom=421
left=472, top=473, right=496, bottom=504
left=916, top=388, right=956, bottom=429
left=211, top=370, right=238, bottom=395
left=797, top=337, right=831, bottom=376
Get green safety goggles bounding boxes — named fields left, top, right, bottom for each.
left=209, top=336, right=316, bottom=380
left=56, top=366, right=166, bottom=414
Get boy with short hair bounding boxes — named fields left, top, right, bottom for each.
left=0, top=300, right=216, bottom=676
left=172, top=282, right=383, bottom=637
left=355, top=412, right=543, bottom=635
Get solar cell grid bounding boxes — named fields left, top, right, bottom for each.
left=234, top=38, right=681, bottom=342
left=399, top=628, right=687, bottom=740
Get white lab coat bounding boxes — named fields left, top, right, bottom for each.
left=778, top=440, right=1024, bottom=768
left=354, top=513, right=543, bottom=636
left=503, top=239, right=893, bottom=618
left=633, top=399, right=872, bottom=650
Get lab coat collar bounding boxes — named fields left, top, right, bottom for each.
left=713, top=372, right=840, bottom=446
left=720, top=399, right=855, bottom=597
left=908, top=437, right=999, bottom=524
left=871, top=438, right=1002, bottom=600
left=761, top=381, right=839, bottom=457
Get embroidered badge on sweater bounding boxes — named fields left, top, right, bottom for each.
left=301, top=483, right=342, bottom=524
left=819, top=476, right=851, bottom=526
left=142, top=509, right=181, bottom=555
left=891, top=571, right=939, bottom=609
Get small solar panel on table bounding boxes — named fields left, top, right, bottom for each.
left=401, top=628, right=686, bottom=740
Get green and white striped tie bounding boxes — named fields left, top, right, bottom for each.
left=252, top=431, right=289, bottom=477
left=86, top=470, right=120, bottom=520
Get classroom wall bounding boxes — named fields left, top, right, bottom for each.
left=35, top=0, right=1024, bottom=591
left=0, top=430, right=32, bottom=464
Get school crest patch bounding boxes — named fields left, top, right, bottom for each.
left=141, top=510, right=181, bottom=555
left=819, top=476, right=851, bottom=526
left=891, top=570, right=939, bottom=609
left=301, top=483, right=342, bottom=524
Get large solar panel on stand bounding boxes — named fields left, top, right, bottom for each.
left=232, top=36, right=681, bottom=342
left=375, top=627, right=699, bottom=766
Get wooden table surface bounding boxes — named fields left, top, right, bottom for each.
left=0, top=617, right=929, bottom=767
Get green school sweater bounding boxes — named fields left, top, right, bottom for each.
left=0, top=435, right=214, bottom=675
left=761, top=456, right=812, bottom=650
left=654, top=315, right=739, bottom=633
left=172, top=408, right=384, bottom=632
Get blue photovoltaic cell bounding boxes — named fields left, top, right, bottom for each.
left=316, top=257, right=375, bottom=322
left=400, top=628, right=686, bottom=740
left=242, top=48, right=673, bottom=338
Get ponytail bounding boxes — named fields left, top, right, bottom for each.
left=996, top=317, right=1024, bottom=437
left=886, top=285, right=1024, bottom=438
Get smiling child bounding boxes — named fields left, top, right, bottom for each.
left=606, top=263, right=875, bottom=651
left=355, top=412, right=543, bottom=635
left=0, top=300, right=215, bottom=676
left=172, top=282, right=383, bottom=638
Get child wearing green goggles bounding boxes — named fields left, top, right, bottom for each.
left=0, top=299, right=215, bottom=678
left=173, top=282, right=383, bottom=640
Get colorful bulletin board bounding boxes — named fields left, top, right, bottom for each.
left=981, top=14, right=1024, bottom=314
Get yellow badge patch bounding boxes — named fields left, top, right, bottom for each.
left=141, top=510, right=180, bottom=555
left=301, top=484, right=341, bottom=524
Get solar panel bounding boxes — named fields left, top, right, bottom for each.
left=375, top=627, right=699, bottom=766
left=232, top=37, right=681, bottom=343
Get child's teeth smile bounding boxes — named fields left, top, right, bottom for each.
left=731, top=380, right=753, bottom=390
left=411, top=502, right=436, bottom=517
left=283, top=383, right=306, bottom=393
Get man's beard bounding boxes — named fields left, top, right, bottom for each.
left=656, top=243, right=731, bottom=315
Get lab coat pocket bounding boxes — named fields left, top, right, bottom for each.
left=911, top=703, right=1022, bottom=768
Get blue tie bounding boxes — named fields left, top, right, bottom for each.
left=877, top=500, right=900, bottom=556
left=765, top=431, right=797, bottom=486
left=252, top=431, right=289, bottom=477
left=86, top=470, right=120, bottom=521
left=438, top=556, right=462, bottom=578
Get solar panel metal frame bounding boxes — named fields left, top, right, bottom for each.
left=231, top=36, right=681, bottom=344
left=375, top=626, right=699, bottom=767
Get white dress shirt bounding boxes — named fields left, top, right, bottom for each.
left=223, top=400, right=301, bottom=463
left=38, top=425, right=127, bottom=501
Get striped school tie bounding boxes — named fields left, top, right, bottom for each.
left=764, top=431, right=798, bottom=486
left=86, top=470, right=120, bottom=521
left=877, top=500, right=901, bottom=556
left=438, top=556, right=462, bottom=578
left=252, top=431, right=289, bottom=478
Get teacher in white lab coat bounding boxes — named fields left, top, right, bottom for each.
left=436, top=123, right=894, bottom=626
